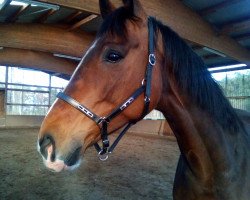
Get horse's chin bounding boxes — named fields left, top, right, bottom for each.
left=39, top=143, right=82, bottom=172
left=43, top=157, right=82, bottom=172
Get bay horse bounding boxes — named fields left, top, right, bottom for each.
left=38, top=0, right=250, bottom=199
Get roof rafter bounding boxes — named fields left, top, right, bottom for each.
left=0, top=23, right=94, bottom=57
left=36, top=8, right=57, bottom=23
left=36, top=0, right=250, bottom=65
left=68, top=14, right=98, bottom=31
left=5, top=4, right=30, bottom=23
left=0, top=47, right=76, bottom=75
left=64, top=11, right=82, bottom=23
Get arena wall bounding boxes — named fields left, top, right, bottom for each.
left=4, top=115, right=44, bottom=128
left=0, top=114, right=174, bottom=136
left=0, top=88, right=174, bottom=135
left=1, top=118, right=174, bottom=136
left=0, top=90, right=173, bottom=136
left=0, top=90, right=4, bottom=117
left=0, top=90, right=5, bottom=127
left=0, top=89, right=45, bottom=128
left=129, top=119, right=174, bottom=136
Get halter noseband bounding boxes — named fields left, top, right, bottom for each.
left=57, top=18, right=155, bottom=161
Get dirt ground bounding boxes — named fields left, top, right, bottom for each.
left=0, top=128, right=179, bottom=200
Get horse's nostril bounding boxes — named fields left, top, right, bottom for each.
left=65, top=146, right=82, bottom=166
left=39, top=135, right=55, bottom=161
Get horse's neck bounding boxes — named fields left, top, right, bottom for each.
left=158, top=92, right=245, bottom=181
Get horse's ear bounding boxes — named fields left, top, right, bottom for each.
left=123, top=0, right=147, bottom=19
left=99, top=0, right=116, bottom=19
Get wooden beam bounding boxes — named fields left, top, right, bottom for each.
left=0, top=23, right=94, bottom=57
left=36, top=8, right=57, bottom=23
left=37, top=0, right=103, bottom=14
left=68, top=14, right=98, bottom=31
left=0, top=47, right=76, bottom=75
left=198, top=0, right=242, bottom=16
left=5, top=5, right=30, bottom=23
left=36, top=0, right=250, bottom=64
left=64, top=11, right=82, bottom=23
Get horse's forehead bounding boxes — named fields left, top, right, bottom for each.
left=126, top=21, right=147, bottom=38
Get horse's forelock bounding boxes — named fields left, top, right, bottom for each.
left=97, top=6, right=139, bottom=39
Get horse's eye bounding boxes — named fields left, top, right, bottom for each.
left=105, top=51, right=123, bottom=63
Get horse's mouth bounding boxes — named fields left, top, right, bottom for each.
left=40, top=144, right=82, bottom=172
left=64, top=146, right=82, bottom=167
left=43, top=157, right=82, bottom=172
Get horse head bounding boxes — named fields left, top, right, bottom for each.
left=38, top=0, right=163, bottom=172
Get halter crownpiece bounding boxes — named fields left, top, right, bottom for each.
left=57, top=17, right=156, bottom=161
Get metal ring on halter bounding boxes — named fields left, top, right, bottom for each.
left=149, top=54, right=156, bottom=66
left=145, top=96, right=150, bottom=103
left=97, top=117, right=110, bottom=125
left=141, top=79, right=146, bottom=86
left=98, top=151, right=109, bottom=161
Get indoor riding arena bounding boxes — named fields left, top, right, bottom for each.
left=1, top=1, right=250, bottom=200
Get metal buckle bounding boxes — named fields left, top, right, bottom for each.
left=149, top=54, right=156, bottom=66
left=103, top=139, right=110, bottom=148
left=98, top=150, right=110, bottom=161
left=98, top=117, right=110, bottom=125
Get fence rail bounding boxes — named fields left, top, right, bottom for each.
left=228, top=96, right=250, bottom=111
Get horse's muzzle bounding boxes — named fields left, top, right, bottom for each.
left=38, top=135, right=82, bottom=172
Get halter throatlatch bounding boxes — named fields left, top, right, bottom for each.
left=57, top=18, right=156, bottom=161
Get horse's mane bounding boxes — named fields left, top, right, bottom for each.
left=97, top=9, right=242, bottom=132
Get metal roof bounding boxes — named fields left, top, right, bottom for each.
left=183, top=0, right=250, bottom=69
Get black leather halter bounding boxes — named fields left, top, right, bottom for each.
left=57, top=17, right=155, bottom=161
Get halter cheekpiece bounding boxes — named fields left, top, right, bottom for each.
left=57, top=17, right=155, bottom=161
